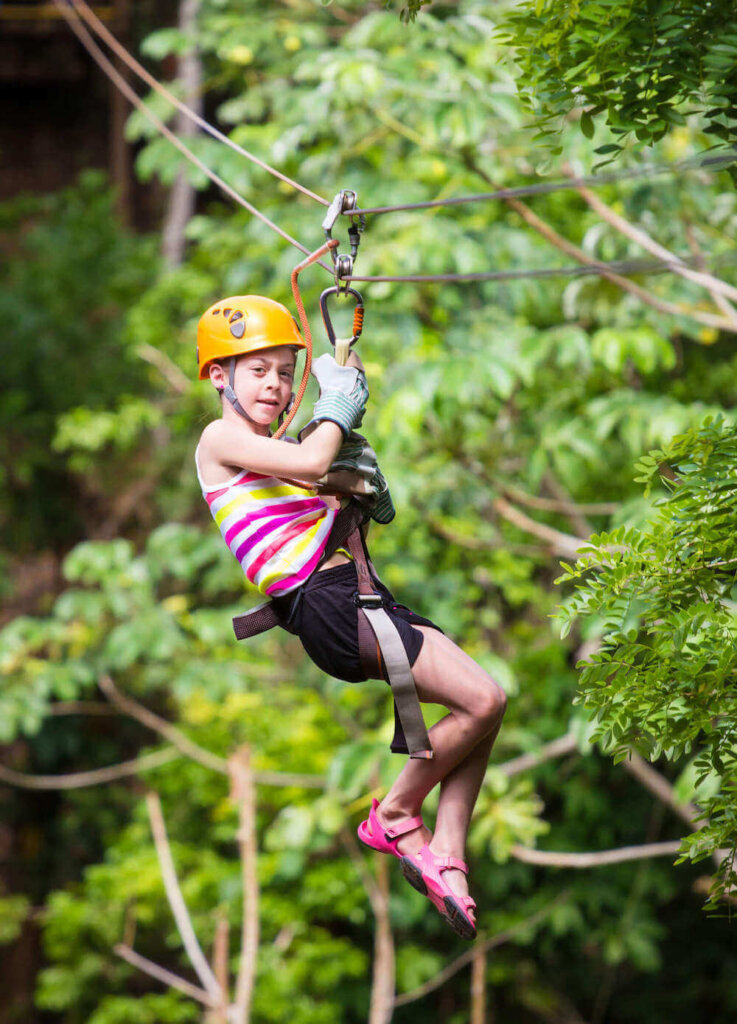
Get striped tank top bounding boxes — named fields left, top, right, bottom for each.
left=195, top=446, right=337, bottom=597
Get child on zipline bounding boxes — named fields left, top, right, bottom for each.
left=195, top=295, right=507, bottom=940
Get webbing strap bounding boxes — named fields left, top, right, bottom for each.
left=232, top=601, right=280, bottom=640
left=359, top=604, right=433, bottom=759
left=345, top=529, right=433, bottom=760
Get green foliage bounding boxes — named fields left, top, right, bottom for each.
left=0, top=172, right=159, bottom=550
left=500, top=0, right=737, bottom=158
left=5, top=0, right=737, bottom=1019
left=557, top=418, right=737, bottom=902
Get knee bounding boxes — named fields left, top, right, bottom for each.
left=465, top=679, right=507, bottom=734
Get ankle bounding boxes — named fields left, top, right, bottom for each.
left=378, top=796, right=423, bottom=823
left=428, top=837, right=466, bottom=859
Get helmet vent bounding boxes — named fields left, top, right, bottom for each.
left=212, top=309, right=220, bottom=315
left=229, top=310, right=244, bottom=322
left=230, top=320, right=246, bottom=339
left=222, top=308, right=232, bottom=318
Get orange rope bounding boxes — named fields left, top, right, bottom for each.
left=273, top=238, right=339, bottom=440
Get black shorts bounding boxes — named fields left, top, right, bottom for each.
left=272, top=561, right=443, bottom=684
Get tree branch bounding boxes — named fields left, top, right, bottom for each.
left=0, top=748, right=180, bottom=790
left=229, top=747, right=259, bottom=1024
left=464, top=155, right=737, bottom=334
left=492, top=495, right=591, bottom=560
left=684, top=222, right=737, bottom=323
left=495, top=732, right=579, bottom=777
left=146, top=791, right=224, bottom=1005
left=621, top=752, right=729, bottom=870
left=99, top=674, right=228, bottom=775
left=136, top=343, right=191, bottom=394
left=114, top=943, right=218, bottom=1008
left=501, top=483, right=619, bottom=518
left=511, top=840, right=682, bottom=868
left=340, top=828, right=395, bottom=1024
left=569, top=173, right=737, bottom=311
left=393, top=896, right=565, bottom=1007
left=99, top=674, right=326, bottom=789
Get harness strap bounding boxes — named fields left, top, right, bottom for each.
left=345, top=529, right=433, bottom=761
left=232, top=600, right=281, bottom=639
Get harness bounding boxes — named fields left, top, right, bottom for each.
left=232, top=500, right=433, bottom=760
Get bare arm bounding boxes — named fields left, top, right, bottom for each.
left=200, top=418, right=344, bottom=481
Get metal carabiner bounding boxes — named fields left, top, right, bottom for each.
left=322, top=190, right=366, bottom=288
left=320, top=285, right=365, bottom=352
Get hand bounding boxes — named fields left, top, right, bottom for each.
left=309, top=353, right=369, bottom=438
left=318, top=432, right=395, bottom=524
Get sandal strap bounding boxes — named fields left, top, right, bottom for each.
left=383, top=814, right=424, bottom=839
left=369, top=799, right=423, bottom=842
left=436, top=855, right=469, bottom=874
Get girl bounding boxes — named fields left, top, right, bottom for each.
left=195, top=295, right=507, bottom=940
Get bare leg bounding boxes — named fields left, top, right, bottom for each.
left=366, top=627, right=507, bottom=924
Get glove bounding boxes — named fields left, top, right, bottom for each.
left=315, top=432, right=395, bottom=524
left=306, top=353, right=369, bottom=439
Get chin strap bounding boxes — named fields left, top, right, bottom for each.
left=222, top=357, right=257, bottom=424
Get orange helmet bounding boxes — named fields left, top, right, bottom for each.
left=197, top=295, right=305, bottom=379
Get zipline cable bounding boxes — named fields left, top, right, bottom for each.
left=53, top=0, right=333, bottom=270
left=66, top=0, right=329, bottom=208
left=56, top=0, right=737, bottom=296
left=347, top=252, right=737, bottom=285
left=350, top=150, right=737, bottom=218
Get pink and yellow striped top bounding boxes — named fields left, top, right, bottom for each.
left=195, top=447, right=337, bottom=596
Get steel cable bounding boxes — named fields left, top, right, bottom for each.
left=350, top=150, right=737, bottom=218
left=53, top=0, right=333, bottom=271
left=347, top=253, right=736, bottom=285
left=67, top=0, right=329, bottom=207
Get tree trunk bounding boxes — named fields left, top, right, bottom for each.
left=161, top=0, right=202, bottom=267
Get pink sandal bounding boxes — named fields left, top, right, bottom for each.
left=400, top=844, right=477, bottom=940
left=357, top=798, right=425, bottom=867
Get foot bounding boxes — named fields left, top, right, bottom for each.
left=427, top=842, right=475, bottom=928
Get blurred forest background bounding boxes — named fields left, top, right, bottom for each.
left=1, top=1, right=736, bottom=1022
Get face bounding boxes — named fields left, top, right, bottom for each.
left=210, top=346, right=296, bottom=430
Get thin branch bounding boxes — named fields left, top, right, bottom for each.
left=146, top=791, right=224, bottom=1004
left=230, top=747, right=259, bottom=1024
left=99, top=674, right=228, bottom=775
left=464, top=155, right=737, bottom=334
left=340, top=827, right=395, bottom=1024
left=621, top=752, right=729, bottom=870
left=426, top=514, right=544, bottom=556
left=570, top=174, right=737, bottom=310
left=511, top=839, right=682, bottom=868
left=114, top=943, right=218, bottom=1008
left=393, top=895, right=565, bottom=1007
left=684, top=222, right=737, bottom=323
left=99, top=675, right=326, bottom=789
left=470, top=940, right=487, bottom=1024
left=136, top=342, right=191, bottom=393
left=212, top=910, right=231, bottom=1024
left=492, top=495, right=591, bottom=560
left=496, top=733, right=579, bottom=777
left=501, top=483, right=619, bottom=518
left=0, top=748, right=179, bottom=790
left=47, top=701, right=119, bottom=716
left=541, top=469, right=594, bottom=540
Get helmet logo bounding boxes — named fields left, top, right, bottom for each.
left=228, top=309, right=246, bottom=339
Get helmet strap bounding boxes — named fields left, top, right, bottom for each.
left=223, top=356, right=258, bottom=425
left=277, top=392, right=295, bottom=430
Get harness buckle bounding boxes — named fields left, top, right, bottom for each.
left=354, top=592, right=383, bottom=609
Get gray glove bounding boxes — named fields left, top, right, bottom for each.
left=317, top=432, right=395, bottom=524
left=307, top=353, right=369, bottom=439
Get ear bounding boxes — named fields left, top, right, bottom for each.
left=208, top=361, right=226, bottom=391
